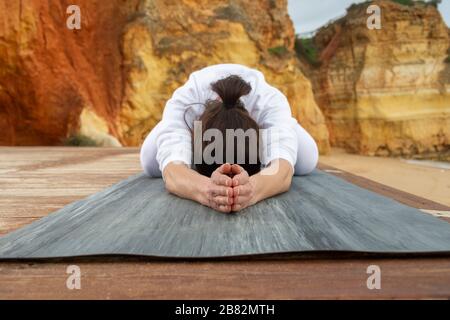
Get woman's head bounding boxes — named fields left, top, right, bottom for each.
left=193, top=75, right=261, bottom=177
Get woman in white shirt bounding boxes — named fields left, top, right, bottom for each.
left=140, top=64, right=319, bottom=213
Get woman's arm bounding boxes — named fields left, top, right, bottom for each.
left=163, top=162, right=234, bottom=213
left=153, top=73, right=203, bottom=178
left=249, top=159, right=293, bottom=204
left=230, top=159, right=293, bottom=211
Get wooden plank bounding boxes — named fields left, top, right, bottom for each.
left=0, top=147, right=142, bottom=236
left=0, top=258, right=449, bottom=299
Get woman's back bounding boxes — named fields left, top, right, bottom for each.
left=165, top=63, right=281, bottom=122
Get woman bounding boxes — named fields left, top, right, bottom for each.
left=140, top=64, right=319, bottom=213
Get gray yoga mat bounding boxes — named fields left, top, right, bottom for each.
left=0, top=170, right=450, bottom=259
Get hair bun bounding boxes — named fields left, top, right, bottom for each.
left=211, top=75, right=252, bottom=109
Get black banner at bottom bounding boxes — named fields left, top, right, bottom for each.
left=1, top=300, right=447, bottom=318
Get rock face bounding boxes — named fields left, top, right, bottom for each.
left=0, top=0, right=330, bottom=153
left=310, top=0, right=450, bottom=158
left=0, top=0, right=134, bottom=146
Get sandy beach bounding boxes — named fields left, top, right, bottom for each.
left=320, top=149, right=450, bottom=207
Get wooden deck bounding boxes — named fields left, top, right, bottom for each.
left=0, top=147, right=449, bottom=299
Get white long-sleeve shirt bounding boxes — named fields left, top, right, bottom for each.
left=156, top=64, right=299, bottom=173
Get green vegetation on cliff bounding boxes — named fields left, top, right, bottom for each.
left=294, top=37, right=320, bottom=67
left=268, top=46, right=289, bottom=57
left=391, top=0, right=441, bottom=7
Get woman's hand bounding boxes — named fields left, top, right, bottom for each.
left=209, top=163, right=256, bottom=212
left=163, top=162, right=232, bottom=213
left=230, top=164, right=256, bottom=212
left=208, top=164, right=234, bottom=213
left=164, top=162, right=236, bottom=214
left=211, top=160, right=294, bottom=213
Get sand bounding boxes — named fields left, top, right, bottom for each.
left=320, top=149, right=450, bottom=207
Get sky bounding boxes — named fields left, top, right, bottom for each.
left=288, top=0, right=450, bottom=35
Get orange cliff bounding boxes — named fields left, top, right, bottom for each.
left=0, top=0, right=330, bottom=153
left=308, top=0, right=450, bottom=159
left=0, top=0, right=135, bottom=146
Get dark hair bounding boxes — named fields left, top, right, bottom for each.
left=193, top=75, right=261, bottom=177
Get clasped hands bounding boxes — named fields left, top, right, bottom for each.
left=205, top=163, right=256, bottom=213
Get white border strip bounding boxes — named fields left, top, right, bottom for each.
left=420, top=209, right=450, bottom=218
